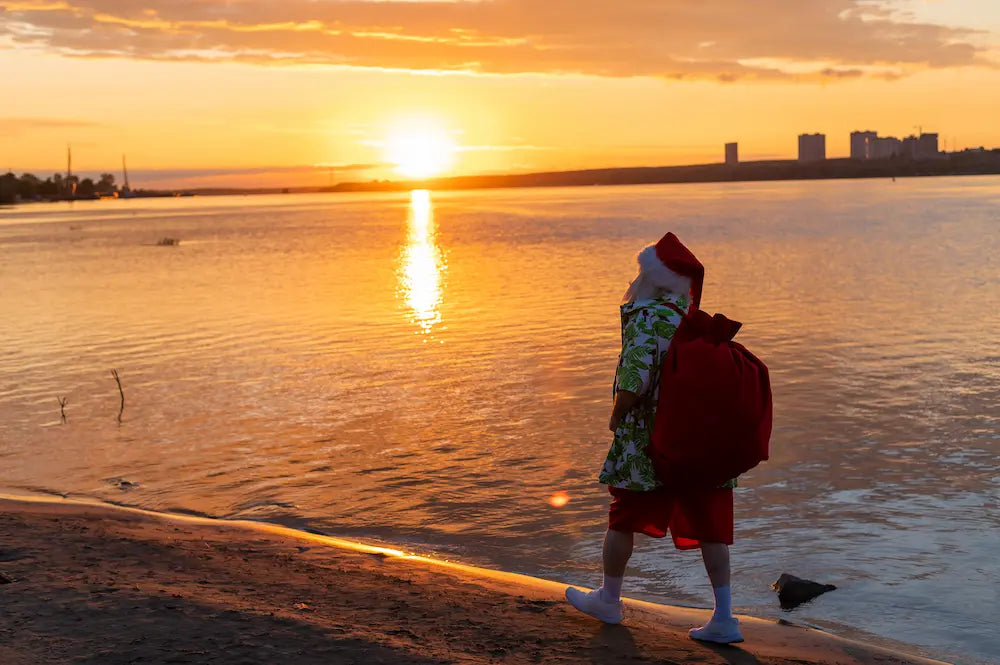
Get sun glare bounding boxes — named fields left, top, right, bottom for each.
left=548, top=491, right=571, bottom=508
left=384, top=120, right=457, bottom=179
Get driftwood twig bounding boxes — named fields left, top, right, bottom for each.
left=111, top=369, right=125, bottom=423
left=57, top=396, right=68, bottom=424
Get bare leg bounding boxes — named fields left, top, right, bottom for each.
left=698, top=542, right=735, bottom=625
left=565, top=529, right=633, bottom=622
left=602, top=528, right=634, bottom=578
left=690, top=541, right=742, bottom=641
left=699, top=543, right=730, bottom=588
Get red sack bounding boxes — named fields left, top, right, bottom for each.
left=649, top=305, right=772, bottom=489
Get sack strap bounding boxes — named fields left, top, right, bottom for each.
left=663, top=302, right=690, bottom=319
left=663, top=302, right=742, bottom=344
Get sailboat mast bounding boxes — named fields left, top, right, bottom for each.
left=66, top=145, right=76, bottom=197
left=122, top=154, right=131, bottom=191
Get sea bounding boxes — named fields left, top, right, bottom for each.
left=1, top=178, right=998, bottom=665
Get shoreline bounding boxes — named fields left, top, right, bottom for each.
left=0, top=494, right=951, bottom=665
left=4, top=156, right=1000, bottom=203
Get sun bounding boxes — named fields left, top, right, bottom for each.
left=384, top=120, right=457, bottom=180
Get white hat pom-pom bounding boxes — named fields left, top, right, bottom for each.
left=637, top=245, right=692, bottom=296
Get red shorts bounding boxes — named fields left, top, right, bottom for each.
left=607, top=486, right=734, bottom=550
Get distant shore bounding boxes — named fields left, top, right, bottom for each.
left=4, top=152, right=1000, bottom=205
left=328, top=152, right=1000, bottom=195
left=0, top=495, right=951, bottom=665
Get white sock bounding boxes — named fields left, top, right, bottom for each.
left=599, top=575, right=623, bottom=602
left=712, top=585, right=733, bottom=621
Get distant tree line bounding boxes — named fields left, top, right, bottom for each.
left=0, top=171, right=119, bottom=204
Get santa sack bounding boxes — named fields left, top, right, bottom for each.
left=649, top=304, right=772, bottom=490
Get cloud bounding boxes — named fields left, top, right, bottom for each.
left=124, top=164, right=385, bottom=189
left=361, top=138, right=550, bottom=152
left=455, top=144, right=552, bottom=152
left=0, top=116, right=104, bottom=136
left=0, top=0, right=992, bottom=81
left=134, top=164, right=384, bottom=179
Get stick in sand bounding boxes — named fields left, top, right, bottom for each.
left=58, top=396, right=68, bottom=424
left=111, top=369, right=125, bottom=423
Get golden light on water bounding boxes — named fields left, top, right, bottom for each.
left=548, top=491, right=571, bottom=508
left=398, top=189, right=445, bottom=333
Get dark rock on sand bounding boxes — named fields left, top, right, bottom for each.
left=772, top=573, right=836, bottom=609
left=105, top=477, right=140, bottom=491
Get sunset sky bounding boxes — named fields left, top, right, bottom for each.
left=3, top=0, right=1000, bottom=188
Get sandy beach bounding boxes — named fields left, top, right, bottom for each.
left=0, top=496, right=949, bottom=665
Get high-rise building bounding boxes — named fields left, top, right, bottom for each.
left=725, top=142, right=739, bottom=165
left=852, top=130, right=941, bottom=161
left=871, top=136, right=902, bottom=160
left=917, top=133, right=940, bottom=160
left=901, top=136, right=921, bottom=160
left=798, top=133, right=826, bottom=162
left=850, top=131, right=877, bottom=160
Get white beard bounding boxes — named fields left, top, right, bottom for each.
left=621, top=245, right=693, bottom=304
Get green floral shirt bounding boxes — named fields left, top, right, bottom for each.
left=598, top=294, right=737, bottom=491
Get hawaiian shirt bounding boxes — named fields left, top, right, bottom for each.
left=598, top=293, right=738, bottom=491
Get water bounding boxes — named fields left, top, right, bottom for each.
left=1, top=178, right=998, bottom=664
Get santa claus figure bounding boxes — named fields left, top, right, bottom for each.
left=565, top=232, right=743, bottom=644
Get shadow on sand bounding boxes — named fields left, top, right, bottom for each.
left=2, top=584, right=443, bottom=665
left=587, top=621, right=766, bottom=665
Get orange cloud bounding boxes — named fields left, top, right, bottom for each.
left=0, top=116, right=104, bottom=136
left=0, top=0, right=993, bottom=81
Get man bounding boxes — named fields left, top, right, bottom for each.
left=565, top=232, right=742, bottom=644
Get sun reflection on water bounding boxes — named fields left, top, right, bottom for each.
left=398, top=190, right=445, bottom=333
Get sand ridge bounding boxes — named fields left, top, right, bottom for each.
left=0, top=495, right=951, bottom=665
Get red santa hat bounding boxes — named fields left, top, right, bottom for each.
left=636, top=232, right=704, bottom=308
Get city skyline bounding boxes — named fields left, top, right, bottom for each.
left=14, top=124, right=980, bottom=190
left=3, top=1, right=1000, bottom=188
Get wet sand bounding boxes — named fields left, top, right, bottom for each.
left=0, top=496, right=949, bottom=665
